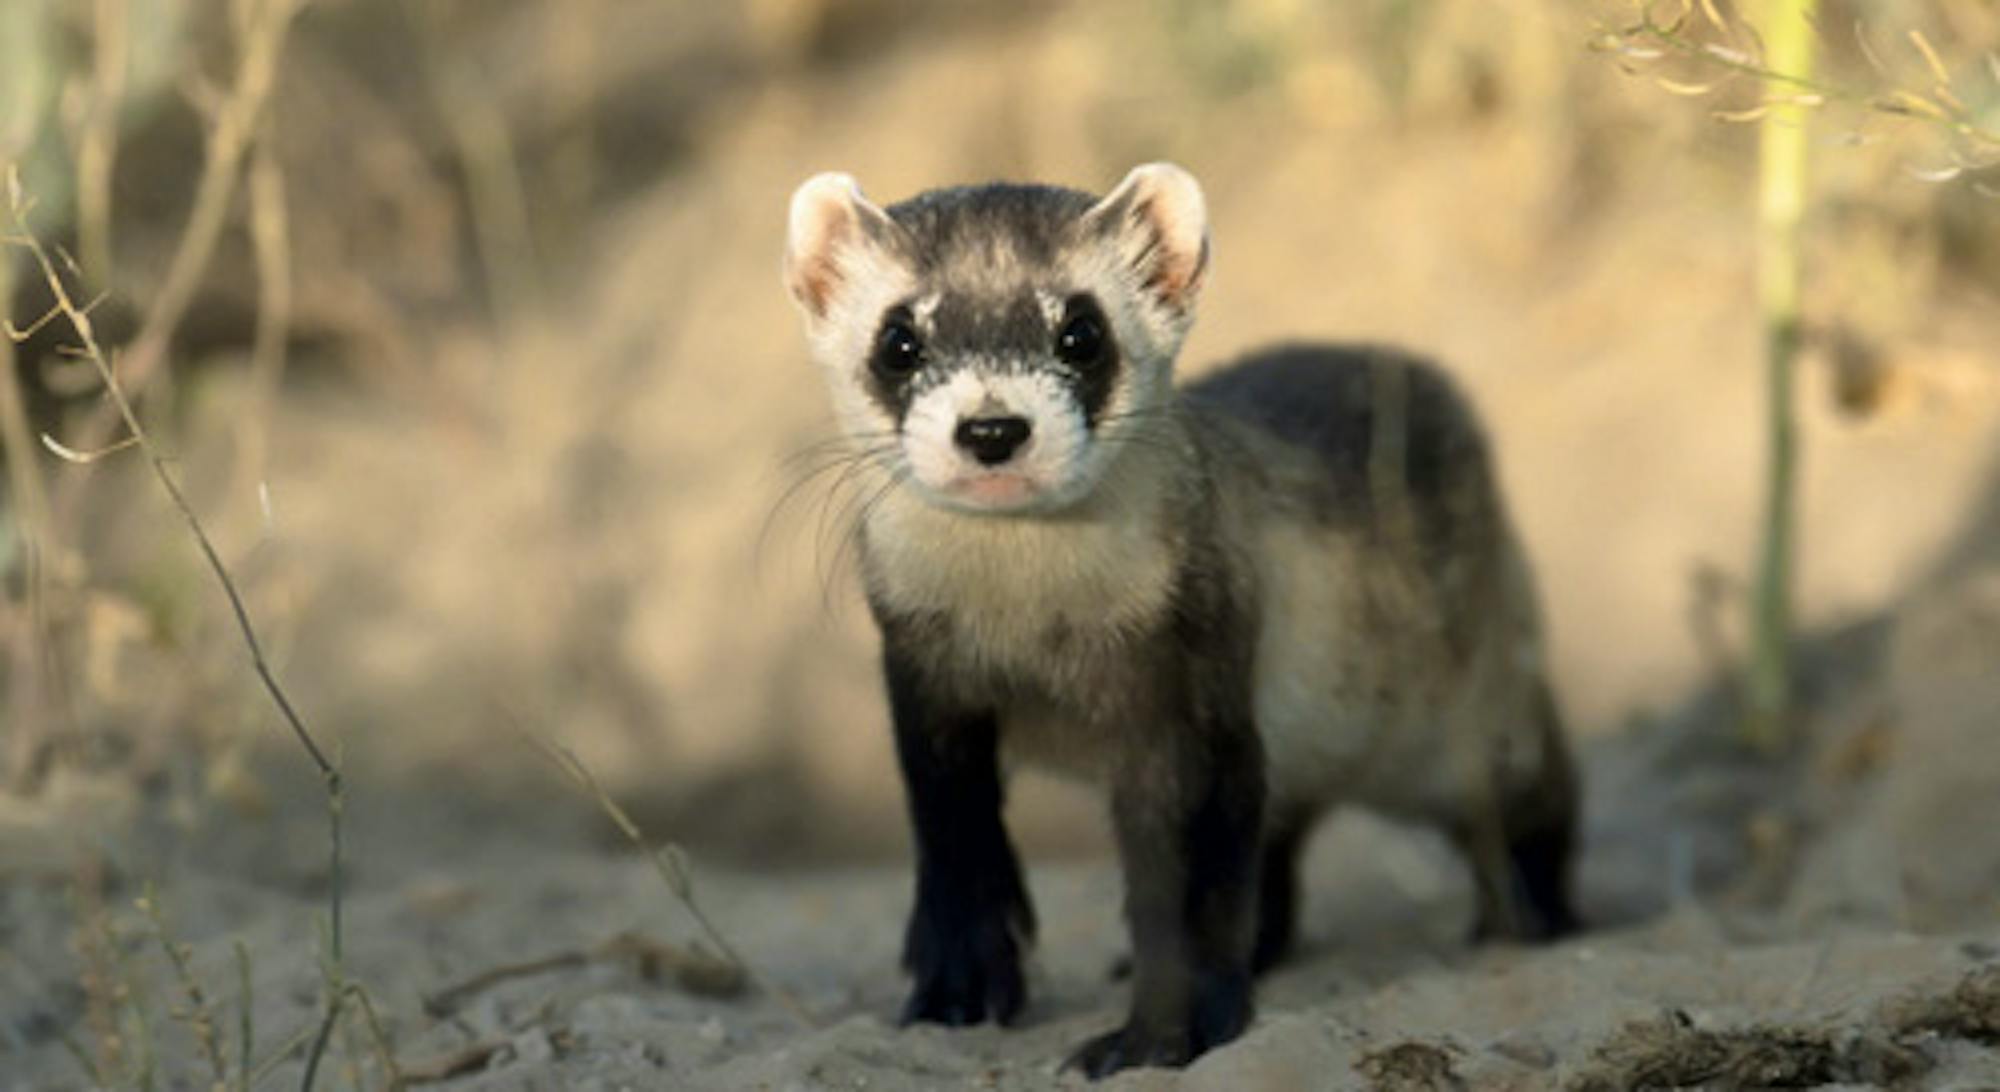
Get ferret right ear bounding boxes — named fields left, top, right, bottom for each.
left=784, top=172, right=897, bottom=322
left=1082, top=163, right=1210, bottom=316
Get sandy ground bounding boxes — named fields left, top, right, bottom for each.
left=6, top=2, right=2000, bottom=1088
left=7, top=597, right=2000, bottom=1091
left=7, top=505, right=2000, bottom=1087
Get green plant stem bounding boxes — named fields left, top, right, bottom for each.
left=1745, top=0, right=1817, bottom=752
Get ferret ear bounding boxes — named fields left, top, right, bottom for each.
left=1082, top=162, right=1210, bottom=314
left=784, top=172, right=898, bottom=322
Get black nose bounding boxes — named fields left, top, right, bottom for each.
left=953, top=416, right=1032, bottom=466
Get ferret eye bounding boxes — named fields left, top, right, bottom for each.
left=873, top=321, right=925, bottom=377
left=1055, top=309, right=1107, bottom=368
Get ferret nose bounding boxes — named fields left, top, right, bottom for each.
left=954, top=415, right=1032, bottom=466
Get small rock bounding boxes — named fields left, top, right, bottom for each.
left=512, top=1027, right=556, bottom=1065
left=1488, top=1032, right=1555, bottom=1070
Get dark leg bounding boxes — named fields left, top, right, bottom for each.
left=1511, top=684, right=1581, bottom=939
left=1460, top=685, right=1580, bottom=942
left=1064, top=722, right=1265, bottom=1077
left=1112, top=812, right=1301, bottom=983
left=883, top=645, right=1034, bottom=1027
left=1252, top=816, right=1309, bottom=974
left=1507, top=799, right=1579, bottom=939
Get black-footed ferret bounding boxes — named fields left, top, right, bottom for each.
left=780, top=163, right=1578, bottom=1077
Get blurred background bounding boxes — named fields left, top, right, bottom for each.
left=2, top=0, right=1998, bottom=870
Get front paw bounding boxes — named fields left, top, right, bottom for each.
left=899, top=901, right=1030, bottom=1027
left=1062, top=978, right=1252, bottom=1078
left=1063, top=1024, right=1196, bottom=1078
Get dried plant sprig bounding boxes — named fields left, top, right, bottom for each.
left=4, top=169, right=349, bottom=1092
left=246, top=1023, right=321, bottom=1087
left=75, top=0, right=131, bottom=286
left=342, top=984, right=404, bottom=1091
left=137, top=887, right=229, bottom=1085
left=0, top=242, right=61, bottom=791
left=234, top=941, right=254, bottom=1092
left=4, top=173, right=337, bottom=786
left=234, top=108, right=293, bottom=507
left=421, top=932, right=745, bottom=1019
left=1594, top=0, right=2000, bottom=176
left=520, top=727, right=818, bottom=1030
left=299, top=790, right=347, bottom=1092
left=54, top=0, right=306, bottom=509
left=40, top=432, right=140, bottom=464
left=75, top=900, right=160, bottom=1090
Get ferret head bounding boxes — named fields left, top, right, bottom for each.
left=782, top=164, right=1209, bottom=515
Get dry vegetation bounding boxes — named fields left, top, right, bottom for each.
left=3, top=0, right=1999, bottom=1088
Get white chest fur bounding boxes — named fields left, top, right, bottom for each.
left=861, top=458, right=1178, bottom=679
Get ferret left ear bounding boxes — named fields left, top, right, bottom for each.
left=1083, top=163, right=1210, bottom=314
left=784, top=172, right=899, bottom=322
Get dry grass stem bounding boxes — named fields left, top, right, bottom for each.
left=522, top=729, right=818, bottom=1030
left=5, top=172, right=348, bottom=1092
left=55, top=0, right=305, bottom=499
left=421, top=931, right=745, bottom=1019
left=246, top=1023, right=321, bottom=1088
left=548, top=0, right=603, bottom=234
left=1595, top=0, right=2000, bottom=172
left=234, top=941, right=254, bottom=1092
left=437, top=77, right=543, bottom=324
left=0, top=254, right=59, bottom=792
left=77, top=902, right=160, bottom=1090
left=76, top=0, right=131, bottom=286
left=234, top=115, right=293, bottom=509
left=420, top=951, right=589, bottom=1018
left=5, top=174, right=337, bottom=783
left=137, top=888, right=229, bottom=1085
left=40, top=431, right=140, bottom=464
left=397, top=1039, right=507, bottom=1085
left=344, top=984, right=405, bottom=1091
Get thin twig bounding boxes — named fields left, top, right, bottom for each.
left=422, top=932, right=745, bottom=1019
left=344, top=984, right=404, bottom=1091
left=41, top=432, right=140, bottom=464
left=0, top=253, right=58, bottom=792
left=517, top=726, right=818, bottom=1030
left=5, top=169, right=348, bottom=1092
left=54, top=0, right=305, bottom=513
left=234, top=941, right=254, bottom=1092
left=247, top=1022, right=321, bottom=1087
left=137, top=887, right=230, bottom=1085
left=234, top=105, right=294, bottom=512
left=1596, top=2, right=2000, bottom=155
left=397, top=1039, right=506, bottom=1086
left=300, top=789, right=347, bottom=1092
left=5, top=176, right=337, bottom=782
left=76, top=0, right=131, bottom=286
left=421, top=951, right=589, bottom=1018
left=298, top=984, right=344, bottom=1092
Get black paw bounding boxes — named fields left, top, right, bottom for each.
left=1472, top=829, right=1580, bottom=945
left=1061, top=978, right=1252, bottom=1078
left=1063, top=1024, right=1195, bottom=1078
left=899, top=897, right=1031, bottom=1027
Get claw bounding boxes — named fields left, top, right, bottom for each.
left=1062, top=1025, right=1195, bottom=1079
left=898, top=896, right=1028, bottom=1028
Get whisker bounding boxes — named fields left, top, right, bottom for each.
left=757, top=438, right=900, bottom=577
left=779, top=429, right=900, bottom=470
left=824, top=464, right=910, bottom=614
left=812, top=446, right=900, bottom=566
